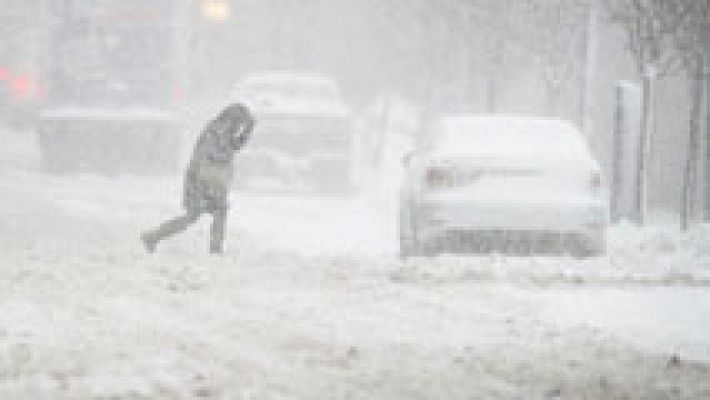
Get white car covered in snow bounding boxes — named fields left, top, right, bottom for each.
left=399, top=115, right=609, bottom=258
left=231, top=71, right=356, bottom=193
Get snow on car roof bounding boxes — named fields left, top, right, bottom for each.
left=433, top=115, right=589, bottom=157
left=232, top=71, right=349, bottom=117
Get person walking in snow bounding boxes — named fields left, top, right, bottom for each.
left=141, top=102, right=255, bottom=254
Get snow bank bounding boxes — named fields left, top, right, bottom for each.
left=393, top=220, right=709, bottom=288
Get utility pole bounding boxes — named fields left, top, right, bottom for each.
left=704, top=22, right=710, bottom=221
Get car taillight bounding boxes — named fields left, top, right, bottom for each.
left=426, top=167, right=453, bottom=189
left=590, top=171, right=601, bottom=189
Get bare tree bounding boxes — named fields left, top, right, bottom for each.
left=368, top=0, right=466, bottom=110
left=378, top=0, right=520, bottom=114
left=435, top=0, right=522, bottom=113
left=697, top=2, right=710, bottom=223
left=606, top=0, right=697, bottom=225
left=519, top=0, right=588, bottom=117
left=673, top=0, right=710, bottom=229
left=680, top=50, right=705, bottom=230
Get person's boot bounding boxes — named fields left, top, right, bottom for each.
left=140, top=231, right=158, bottom=254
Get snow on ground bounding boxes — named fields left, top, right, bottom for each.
left=531, top=287, right=710, bottom=362
left=1, top=127, right=710, bottom=398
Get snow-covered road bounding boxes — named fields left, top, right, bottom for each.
left=1, top=129, right=710, bottom=398
left=532, top=287, right=710, bottom=362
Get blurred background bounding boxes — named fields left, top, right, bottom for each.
left=0, top=0, right=708, bottom=216
left=1, top=3, right=710, bottom=398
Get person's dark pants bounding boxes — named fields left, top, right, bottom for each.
left=143, top=208, right=228, bottom=253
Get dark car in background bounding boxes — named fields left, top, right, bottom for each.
left=37, top=0, right=188, bottom=174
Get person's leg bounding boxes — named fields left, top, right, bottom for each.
left=209, top=208, right=228, bottom=254
left=141, top=210, right=201, bottom=253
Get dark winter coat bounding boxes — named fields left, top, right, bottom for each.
left=183, top=103, right=254, bottom=212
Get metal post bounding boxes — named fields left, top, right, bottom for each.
left=635, top=67, right=656, bottom=225
left=682, top=54, right=704, bottom=230
left=611, top=84, right=624, bottom=224
left=705, top=25, right=710, bottom=221
left=705, top=60, right=710, bottom=221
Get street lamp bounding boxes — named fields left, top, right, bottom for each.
left=201, top=0, right=230, bottom=22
